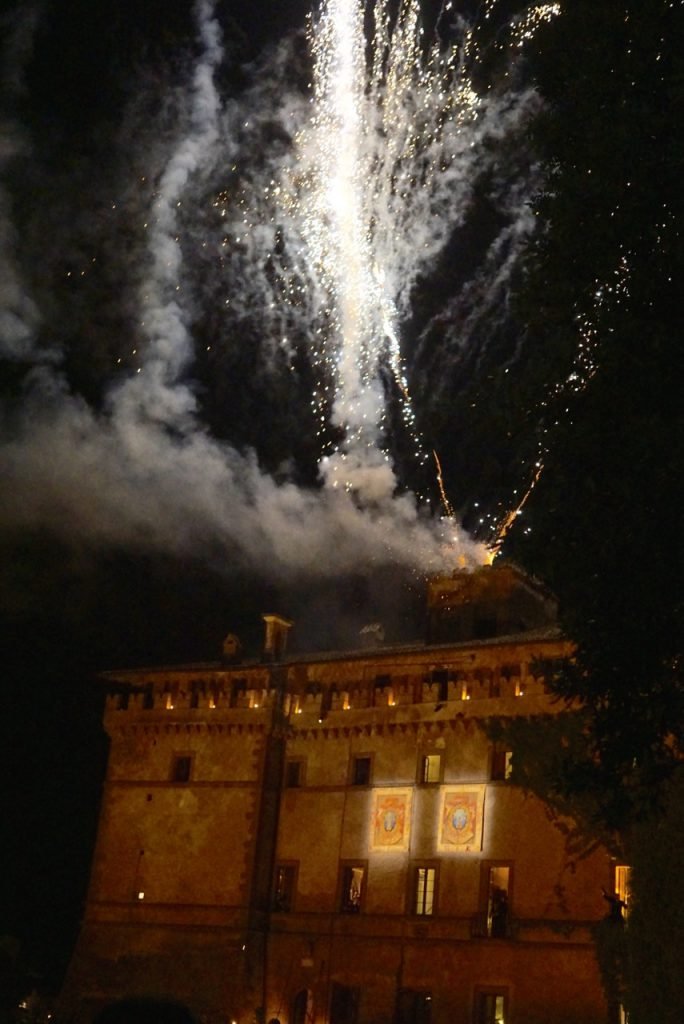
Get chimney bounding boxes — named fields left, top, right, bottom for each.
left=262, top=613, right=294, bottom=662
left=359, top=622, right=385, bottom=648
left=221, top=633, right=243, bottom=664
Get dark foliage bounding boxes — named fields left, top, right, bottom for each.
left=507, top=0, right=684, bottom=822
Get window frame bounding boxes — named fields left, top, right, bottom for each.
left=350, top=753, right=372, bottom=787
left=490, top=747, right=513, bottom=782
left=285, top=758, right=306, bottom=788
left=411, top=862, right=439, bottom=917
left=338, top=860, right=367, bottom=913
left=273, top=860, right=299, bottom=913
left=473, top=987, right=509, bottom=1024
left=430, top=669, right=449, bottom=702
left=329, top=983, right=360, bottom=1024
left=396, top=989, right=432, bottom=1024
left=418, top=752, right=443, bottom=785
left=170, top=753, right=193, bottom=783
left=480, top=861, right=513, bottom=939
left=612, top=863, right=631, bottom=920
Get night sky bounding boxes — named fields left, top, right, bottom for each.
left=0, top=0, right=588, bottom=995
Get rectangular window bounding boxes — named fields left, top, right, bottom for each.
left=420, top=754, right=442, bottom=784
left=230, top=679, right=246, bottom=707
left=352, top=755, right=371, bottom=786
left=285, top=759, right=304, bottom=788
left=330, top=984, right=360, bottom=1024
left=396, top=990, right=432, bottom=1024
left=491, top=749, right=513, bottom=781
left=171, top=755, right=192, bottom=783
left=414, top=866, right=437, bottom=916
left=613, top=864, right=631, bottom=919
left=340, top=864, right=365, bottom=913
left=431, top=670, right=449, bottom=702
left=474, top=990, right=507, bottom=1024
left=373, top=675, right=392, bottom=707
left=273, top=862, right=297, bottom=912
left=485, top=865, right=511, bottom=938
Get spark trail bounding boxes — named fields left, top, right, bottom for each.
left=216, top=0, right=552, bottom=512
left=0, top=1, right=558, bottom=582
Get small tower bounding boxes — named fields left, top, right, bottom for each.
left=261, top=613, right=293, bottom=661
left=426, top=562, right=557, bottom=643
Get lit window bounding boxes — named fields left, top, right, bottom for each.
left=491, top=749, right=513, bottom=781
left=485, top=865, right=511, bottom=938
left=615, top=865, right=630, bottom=904
left=340, top=864, right=365, bottom=913
left=414, top=866, right=436, bottom=916
left=420, top=754, right=441, bottom=784
left=474, top=990, right=507, bottom=1024
left=461, top=683, right=472, bottom=701
left=285, top=694, right=302, bottom=715
left=612, top=864, right=631, bottom=919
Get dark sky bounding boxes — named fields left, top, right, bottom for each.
left=0, top=0, right=548, bottom=992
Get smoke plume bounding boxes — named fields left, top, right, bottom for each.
left=0, top=1, right=551, bottom=585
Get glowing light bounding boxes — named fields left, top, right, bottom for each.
left=217, top=0, right=555, bottom=525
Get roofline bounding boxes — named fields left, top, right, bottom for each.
left=98, top=626, right=566, bottom=683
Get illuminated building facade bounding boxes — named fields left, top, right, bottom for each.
left=63, top=567, right=613, bottom=1024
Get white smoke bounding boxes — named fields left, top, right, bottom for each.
left=0, top=0, right=486, bottom=581
left=1, top=373, right=476, bottom=579
left=1, top=0, right=553, bottom=582
left=0, top=143, right=41, bottom=361
left=0, top=3, right=56, bottom=364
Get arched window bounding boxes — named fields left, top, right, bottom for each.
left=292, top=988, right=313, bottom=1024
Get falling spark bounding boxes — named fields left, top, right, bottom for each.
left=216, top=0, right=554, bottom=519
left=6, top=0, right=550, bottom=580
left=293, top=0, right=494, bottom=498
left=488, top=459, right=544, bottom=561
left=433, top=448, right=455, bottom=519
